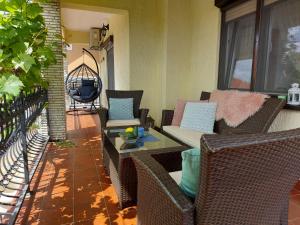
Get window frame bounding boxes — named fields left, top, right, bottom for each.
left=217, top=0, right=299, bottom=95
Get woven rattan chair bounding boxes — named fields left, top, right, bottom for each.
left=132, top=128, right=300, bottom=225
left=161, top=91, right=285, bottom=135
left=98, top=90, right=149, bottom=129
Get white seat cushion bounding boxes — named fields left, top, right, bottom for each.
left=163, top=126, right=204, bottom=148
left=169, top=171, right=182, bottom=185
left=107, top=119, right=141, bottom=127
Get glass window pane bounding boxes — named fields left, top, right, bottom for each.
left=257, top=0, right=300, bottom=93
left=224, top=13, right=256, bottom=90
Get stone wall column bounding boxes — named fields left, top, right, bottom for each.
left=42, top=0, right=66, bottom=140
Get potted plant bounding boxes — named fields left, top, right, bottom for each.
left=0, top=0, right=56, bottom=98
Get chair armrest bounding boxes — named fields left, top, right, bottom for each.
left=139, top=108, right=149, bottom=127
left=161, top=109, right=174, bottom=128
left=132, top=148, right=194, bottom=225
left=97, top=107, right=108, bottom=129
left=201, top=128, right=300, bottom=153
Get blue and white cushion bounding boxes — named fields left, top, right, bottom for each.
left=109, top=98, right=134, bottom=120
left=180, top=102, right=217, bottom=133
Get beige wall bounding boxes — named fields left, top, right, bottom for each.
left=61, top=0, right=200, bottom=123
left=65, top=30, right=89, bottom=43
left=164, top=0, right=192, bottom=109
left=187, top=0, right=221, bottom=99
left=61, top=0, right=166, bottom=123
left=163, top=0, right=221, bottom=106
left=107, top=14, right=130, bottom=90
left=126, top=1, right=166, bottom=123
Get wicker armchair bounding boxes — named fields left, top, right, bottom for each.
left=98, top=90, right=149, bottom=129
left=161, top=91, right=285, bottom=135
left=132, top=128, right=300, bottom=225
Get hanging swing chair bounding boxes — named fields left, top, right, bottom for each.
left=65, top=48, right=102, bottom=111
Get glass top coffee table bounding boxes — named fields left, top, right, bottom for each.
left=102, top=127, right=184, bottom=209
left=104, top=128, right=181, bottom=155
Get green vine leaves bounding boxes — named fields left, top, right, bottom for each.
left=0, top=0, right=57, bottom=99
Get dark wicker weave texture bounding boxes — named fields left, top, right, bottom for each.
left=103, top=142, right=138, bottom=208
left=132, top=128, right=300, bottom=225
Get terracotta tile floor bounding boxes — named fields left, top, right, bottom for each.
left=15, top=113, right=300, bottom=225
left=16, top=113, right=136, bottom=225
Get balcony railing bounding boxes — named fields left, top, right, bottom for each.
left=0, top=88, right=49, bottom=225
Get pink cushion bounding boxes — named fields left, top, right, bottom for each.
left=171, top=99, right=206, bottom=126
left=171, top=100, right=186, bottom=126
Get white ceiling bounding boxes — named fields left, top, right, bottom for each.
left=61, top=8, right=112, bottom=32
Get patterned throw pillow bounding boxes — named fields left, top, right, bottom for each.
left=180, top=102, right=217, bottom=133
left=171, top=100, right=207, bottom=126
left=109, top=98, right=134, bottom=120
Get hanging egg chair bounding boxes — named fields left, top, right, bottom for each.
left=65, top=48, right=102, bottom=111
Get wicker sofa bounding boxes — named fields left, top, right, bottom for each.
left=98, top=90, right=149, bottom=129
left=132, top=128, right=300, bottom=225
left=160, top=91, right=285, bottom=148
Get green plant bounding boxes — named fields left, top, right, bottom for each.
left=29, top=122, right=40, bottom=131
left=0, top=0, right=56, bottom=98
left=55, top=140, right=76, bottom=148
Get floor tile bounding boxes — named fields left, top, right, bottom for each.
left=74, top=214, right=111, bottom=225
left=16, top=113, right=300, bottom=225
left=291, top=219, right=300, bottom=225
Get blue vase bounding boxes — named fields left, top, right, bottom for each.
left=138, top=127, right=145, bottom=137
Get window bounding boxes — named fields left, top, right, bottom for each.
left=218, top=0, right=300, bottom=94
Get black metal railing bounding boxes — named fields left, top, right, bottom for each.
left=0, top=88, right=49, bottom=225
